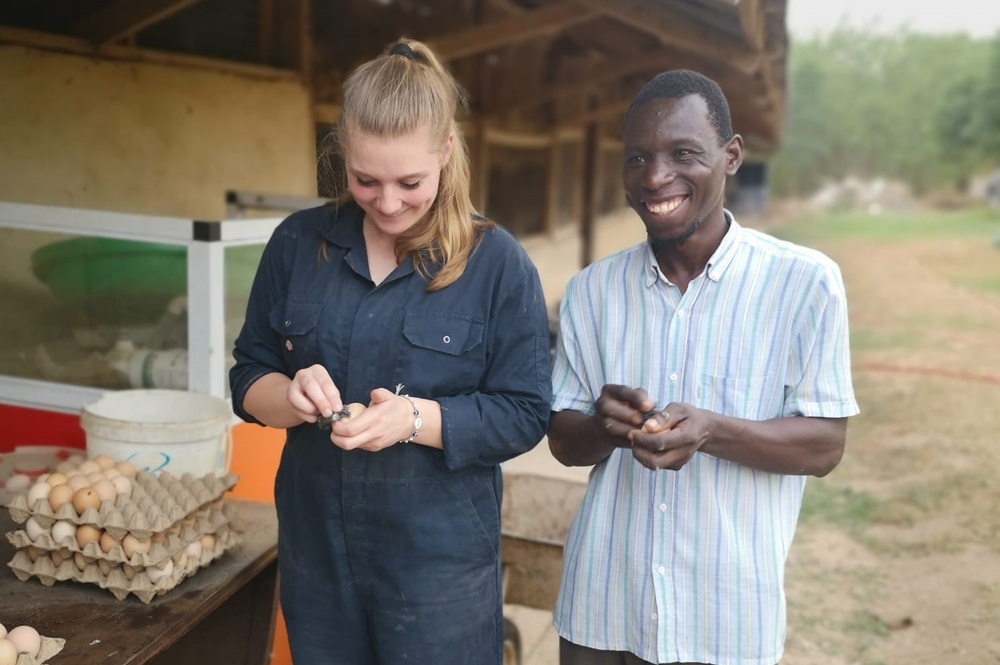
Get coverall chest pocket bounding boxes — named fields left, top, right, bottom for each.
left=269, top=300, right=323, bottom=372
left=397, top=313, right=485, bottom=393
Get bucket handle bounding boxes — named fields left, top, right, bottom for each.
left=222, top=426, right=234, bottom=475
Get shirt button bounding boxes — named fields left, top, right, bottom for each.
left=676, top=308, right=685, bottom=317
left=443, top=335, right=451, bottom=344
left=669, top=372, right=678, bottom=382
left=651, top=613, right=657, bottom=621
left=659, top=503, right=666, bottom=511
left=284, top=320, right=291, bottom=327
left=658, top=566, right=665, bottom=574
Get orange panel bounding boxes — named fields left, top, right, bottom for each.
left=228, top=423, right=291, bottom=665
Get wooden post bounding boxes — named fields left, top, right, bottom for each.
left=544, top=130, right=560, bottom=234
left=580, top=115, right=599, bottom=268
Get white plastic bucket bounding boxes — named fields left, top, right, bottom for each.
left=81, top=389, right=233, bottom=477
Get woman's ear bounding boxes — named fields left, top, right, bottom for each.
left=441, top=132, right=455, bottom=167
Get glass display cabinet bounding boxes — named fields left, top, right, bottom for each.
left=0, top=201, right=283, bottom=414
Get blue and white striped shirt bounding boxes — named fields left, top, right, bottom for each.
left=551, top=214, right=859, bottom=665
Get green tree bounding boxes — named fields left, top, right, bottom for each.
left=771, top=27, right=993, bottom=198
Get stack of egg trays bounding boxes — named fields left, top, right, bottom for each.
left=5, top=471, right=240, bottom=603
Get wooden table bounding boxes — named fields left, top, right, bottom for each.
left=0, top=499, right=279, bottom=665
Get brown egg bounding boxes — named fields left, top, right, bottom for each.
left=99, top=531, right=121, bottom=554
left=73, top=551, right=89, bottom=572
left=75, top=524, right=101, bottom=549
left=122, top=533, right=151, bottom=558
left=115, top=461, right=138, bottom=477
left=93, top=454, right=116, bottom=470
left=77, top=460, right=100, bottom=475
left=200, top=533, right=216, bottom=552
left=47, top=483, right=74, bottom=512
left=50, top=550, right=65, bottom=567
left=346, top=402, right=367, bottom=418
left=72, top=487, right=101, bottom=515
left=44, top=472, right=67, bottom=487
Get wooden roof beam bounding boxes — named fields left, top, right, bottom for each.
left=485, top=53, right=668, bottom=120
left=428, top=0, right=599, bottom=61
left=577, top=0, right=761, bottom=74
left=736, top=0, right=766, bottom=50
left=73, top=0, right=203, bottom=46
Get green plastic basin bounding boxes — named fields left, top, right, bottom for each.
left=31, top=238, right=262, bottom=326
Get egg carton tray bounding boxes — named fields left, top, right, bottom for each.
left=6, top=502, right=233, bottom=568
left=11, top=635, right=65, bottom=665
left=7, top=524, right=240, bottom=604
left=7, top=472, right=238, bottom=539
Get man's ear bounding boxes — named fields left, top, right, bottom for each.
left=725, top=134, right=744, bottom=175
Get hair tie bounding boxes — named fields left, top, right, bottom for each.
left=389, top=42, right=418, bottom=61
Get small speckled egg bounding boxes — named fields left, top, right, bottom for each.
left=71, top=487, right=102, bottom=515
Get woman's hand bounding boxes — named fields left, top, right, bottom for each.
left=329, top=387, right=417, bottom=452
left=286, top=364, right=344, bottom=423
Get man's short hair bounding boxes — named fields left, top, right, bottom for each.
left=623, top=69, right=734, bottom=146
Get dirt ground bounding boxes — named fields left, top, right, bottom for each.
left=767, top=207, right=1000, bottom=665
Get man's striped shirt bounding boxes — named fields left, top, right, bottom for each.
left=551, top=214, right=860, bottom=665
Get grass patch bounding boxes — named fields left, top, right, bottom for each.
left=800, top=480, right=879, bottom=534
left=772, top=209, right=1000, bottom=245
left=850, top=328, right=923, bottom=352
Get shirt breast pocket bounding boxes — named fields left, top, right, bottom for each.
left=268, top=300, right=323, bottom=373
left=698, top=372, right=780, bottom=420
left=397, top=313, right=485, bottom=394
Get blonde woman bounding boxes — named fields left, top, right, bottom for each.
left=230, top=40, right=551, bottom=664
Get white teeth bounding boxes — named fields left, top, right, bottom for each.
left=646, top=199, right=682, bottom=215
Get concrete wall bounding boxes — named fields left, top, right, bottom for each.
left=0, top=45, right=317, bottom=220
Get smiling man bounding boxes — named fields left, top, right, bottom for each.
left=547, top=69, right=860, bottom=665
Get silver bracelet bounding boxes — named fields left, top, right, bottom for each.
left=395, top=385, right=422, bottom=443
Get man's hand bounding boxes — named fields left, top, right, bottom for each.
left=629, top=402, right=712, bottom=471
left=596, top=384, right=657, bottom=441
